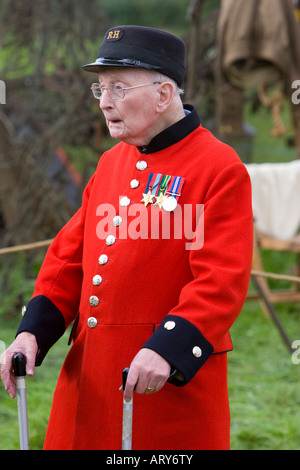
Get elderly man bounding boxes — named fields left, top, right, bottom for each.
left=1, top=26, right=253, bottom=450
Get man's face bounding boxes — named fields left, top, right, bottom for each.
left=98, top=68, right=161, bottom=146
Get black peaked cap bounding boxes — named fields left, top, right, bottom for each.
left=82, top=25, right=186, bottom=86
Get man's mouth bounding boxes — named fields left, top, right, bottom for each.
left=108, top=119, right=122, bottom=125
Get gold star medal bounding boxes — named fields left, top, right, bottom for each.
left=141, top=190, right=155, bottom=206
left=141, top=173, right=162, bottom=207
left=155, top=192, right=168, bottom=209
left=154, top=175, right=171, bottom=209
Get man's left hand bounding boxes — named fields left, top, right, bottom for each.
left=123, top=348, right=171, bottom=402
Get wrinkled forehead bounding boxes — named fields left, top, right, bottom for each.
left=98, top=66, right=158, bottom=84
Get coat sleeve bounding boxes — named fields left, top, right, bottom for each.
left=143, top=161, right=253, bottom=385
left=16, top=174, right=96, bottom=365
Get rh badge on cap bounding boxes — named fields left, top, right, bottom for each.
left=105, top=28, right=124, bottom=42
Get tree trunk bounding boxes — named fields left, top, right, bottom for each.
left=0, top=114, right=74, bottom=247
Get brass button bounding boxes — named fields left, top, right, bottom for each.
left=99, top=254, right=108, bottom=265
left=130, top=179, right=140, bottom=189
left=192, top=346, right=202, bottom=358
left=164, top=320, right=176, bottom=331
left=89, top=296, right=100, bottom=307
left=21, top=306, right=27, bottom=317
left=113, top=216, right=123, bottom=227
left=92, top=275, right=102, bottom=286
left=87, top=317, right=98, bottom=329
left=106, top=235, right=116, bottom=246
left=136, top=160, right=148, bottom=171
left=120, top=196, right=131, bottom=207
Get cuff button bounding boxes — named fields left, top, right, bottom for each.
left=21, top=306, right=27, bottom=317
left=192, top=346, right=202, bottom=358
left=164, top=320, right=176, bottom=330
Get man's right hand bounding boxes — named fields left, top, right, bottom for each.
left=0, top=332, right=38, bottom=398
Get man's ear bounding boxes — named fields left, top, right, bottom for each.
left=156, top=82, right=175, bottom=113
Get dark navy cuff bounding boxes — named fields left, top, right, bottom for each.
left=142, top=315, right=214, bottom=386
left=16, top=295, right=66, bottom=366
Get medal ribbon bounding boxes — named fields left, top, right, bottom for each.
left=144, top=173, right=163, bottom=196
left=167, top=176, right=184, bottom=200
left=144, top=173, right=155, bottom=194
left=151, top=173, right=162, bottom=196
left=158, top=174, right=171, bottom=195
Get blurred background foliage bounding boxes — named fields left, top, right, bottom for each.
left=0, top=0, right=221, bottom=248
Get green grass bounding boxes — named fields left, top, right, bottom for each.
left=227, top=99, right=300, bottom=450
left=0, top=316, right=69, bottom=450
left=228, top=300, right=300, bottom=450
left=244, top=95, right=298, bottom=163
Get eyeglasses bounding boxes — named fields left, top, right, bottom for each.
left=90, top=81, right=161, bottom=100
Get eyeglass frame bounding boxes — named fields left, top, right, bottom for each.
left=90, top=81, right=162, bottom=101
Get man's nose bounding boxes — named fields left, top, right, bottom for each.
left=99, top=89, right=114, bottom=110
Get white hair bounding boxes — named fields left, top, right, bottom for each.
left=142, top=69, right=184, bottom=96
left=156, top=72, right=185, bottom=97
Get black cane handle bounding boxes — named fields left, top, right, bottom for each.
left=122, top=367, right=130, bottom=390
left=12, top=353, right=27, bottom=377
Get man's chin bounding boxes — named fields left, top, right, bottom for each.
left=108, top=122, right=125, bottom=140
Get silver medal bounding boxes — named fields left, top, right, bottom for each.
left=162, top=196, right=178, bottom=212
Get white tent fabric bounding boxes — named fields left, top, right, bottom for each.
left=246, top=160, right=300, bottom=240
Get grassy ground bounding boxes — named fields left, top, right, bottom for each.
left=0, top=316, right=68, bottom=450
left=0, top=100, right=300, bottom=451
left=228, top=100, right=300, bottom=450
left=229, top=299, right=300, bottom=450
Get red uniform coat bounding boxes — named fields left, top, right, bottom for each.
left=17, top=107, right=253, bottom=450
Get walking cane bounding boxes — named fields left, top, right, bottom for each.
left=12, top=353, right=30, bottom=450
left=121, top=367, right=179, bottom=450
left=122, top=367, right=133, bottom=450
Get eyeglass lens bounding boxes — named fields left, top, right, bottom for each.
left=91, top=84, right=126, bottom=100
left=91, top=82, right=161, bottom=100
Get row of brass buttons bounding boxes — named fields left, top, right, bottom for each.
left=87, top=160, right=148, bottom=329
